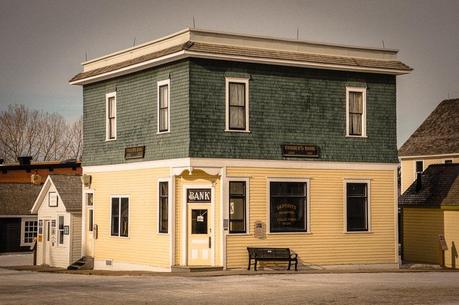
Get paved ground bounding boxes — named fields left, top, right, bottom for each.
left=0, top=253, right=32, bottom=266
left=0, top=268, right=459, bottom=305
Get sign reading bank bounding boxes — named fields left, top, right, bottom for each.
left=187, top=189, right=212, bottom=203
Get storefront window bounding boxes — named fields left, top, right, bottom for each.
left=111, top=197, right=129, bottom=237
left=346, top=183, right=368, bottom=232
left=159, top=181, right=168, bottom=233
left=269, top=182, right=307, bottom=233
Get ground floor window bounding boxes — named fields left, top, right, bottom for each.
left=111, top=197, right=129, bottom=237
left=23, top=220, right=38, bottom=244
left=159, top=181, right=168, bottom=233
left=269, top=181, right=307, bottom=233
left=346, top=182, right=369, bottom=232
left=229, top=181, right=247, bottom=233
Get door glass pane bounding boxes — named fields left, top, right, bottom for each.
left=111, top=198, right=119, bottom=236
left=191, top=209, right=208, bottom=234
left=120, top=198, right=129, bottom=237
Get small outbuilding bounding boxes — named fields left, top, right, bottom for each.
left=31, top=175, right=82, bottom=268
left=400, top=164, right=459, bottom=269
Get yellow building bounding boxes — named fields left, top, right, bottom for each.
left=400, top=164, right=459, bottom=268
left=71, top=29, right=412, bottom=271
left=399, top=99, right=459, bottom=193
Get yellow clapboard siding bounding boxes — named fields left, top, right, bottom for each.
left=403, top=208, right=443, bottom=265
left=90, top=168, right=171, bottom=268
left=443, top=210, right=459, bottom=269
left=401, top=156, right=459, bottom=193
left=225, top=167, right=397, bottom=268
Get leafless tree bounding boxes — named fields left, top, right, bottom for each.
left=0, top=104, right=83, bottom=163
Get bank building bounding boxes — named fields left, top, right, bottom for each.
left=69, top=28, right=411, bottom=271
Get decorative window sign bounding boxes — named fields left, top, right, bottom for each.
left=281, top=144, right=319, bottom=158
left=64, top=225, right=70, bottom=235
left=124, top=146, right=145, bottom=160
left=187, top=189, right=212, bottom=203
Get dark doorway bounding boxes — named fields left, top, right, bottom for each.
left=0, top=218, right=21, bottom=252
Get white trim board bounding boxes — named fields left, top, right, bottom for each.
left=399, top=153, right=459, bottom=160
left=83, top=157, right=398, bottom=174
left=70, top=50, right=409, bottom=85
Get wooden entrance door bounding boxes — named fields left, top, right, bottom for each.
left=187, top=206, right=212, bottom=265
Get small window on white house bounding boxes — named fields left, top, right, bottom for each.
left=106, top=92, right=117, bottom=140
left=346, top=87, right=366, bottom=137
left=48, top=192, right=58, bottom=207
left=226, top=78, right=249, bottom=132
left=415, top=160, right=424, bottom=173
left=58, top=216, right=64, bottom=245
left=157, top=80, right=170, bottom=133
left=23, top=220, right=37, bottom=244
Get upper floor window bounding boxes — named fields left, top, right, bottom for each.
left=415, top=160, right=424, bottom=173
left=157, top=79, right=170, bottom=133
left=106, top=92, right=117, bottom=140
left=226, top=77, right=249, bottom=132
left=346, top=87, right=366, bottom=137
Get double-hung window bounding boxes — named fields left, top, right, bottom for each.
left=226, top=78, right=249, bottom=132
left=111, top=197, right=129, bottom=237
left=58, top=216, right=65, bottom=245
left=346, top=87, right=366, bottom=137
left=157, top=80, right=170, bottom=133
left=346, top=182, right=369, bottom=232
left=415, top=160, right=424, bottom=174
left=229, top=181, right=247, bottom=233
left=106, top=92, right=117, bottom=140
left=269, top=181, right=308, bottom=233
left=158, top=181, right=168, bottom=234
left=23, top=220, right=37, bottom=245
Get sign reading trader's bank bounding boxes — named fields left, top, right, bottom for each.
left=187, top=189, right=212, bottom=203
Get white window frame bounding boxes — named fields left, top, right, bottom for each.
left=48, top=191, right=58, bottom=207
left=225, top=77, right=250, bottom=133
left=343, top=179, right=371, bottom=233
left=345, top=87, right=367, bottom=138
left=105, top=92, right=117, bottom=141
left=57, top=214, right=66, bottom=246
left=415, top=160, right=424, bottom=175
left=266, top=178, right=311, bottom=234
left=157, top=178, right=171, bottom=235
left=20, top=218, right=38, bottom=246
left=157, top=79, right=171, bottom=134
left=226, top=177, right=250, bottom=235
left=110, top=195, right=130, bottom=238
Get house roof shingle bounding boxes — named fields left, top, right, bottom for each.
left=70, top=41, right=412, bottom=83
left=0, top=184, right=41, bottom=215
left=399, top=163, right=459, bottom=207
left=399, top=99, right=459, bottom=157
left=49, top=175, right=82, bottom=212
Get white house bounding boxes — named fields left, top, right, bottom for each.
left=31, top=175, right=82, bottom=268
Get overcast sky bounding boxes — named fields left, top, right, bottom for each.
left=1, top=0, right=458, bottom=147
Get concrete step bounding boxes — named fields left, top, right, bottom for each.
left=171, top=265, right=224, bottom=272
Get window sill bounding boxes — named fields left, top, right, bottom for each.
left=267, top=231, right=312, bottom=235
left=344, top=231, right=372, bottom=234
left=225, top=129, right=251, bottom=133
left=105, top=138, right=117, bottom=142
left=156, top=232, right=169, bottom=236
left=227, top=232, right=250, bottom=236
left=345, top=135, right=367, bottom=138
left=156, top=131, right=170, bottom=135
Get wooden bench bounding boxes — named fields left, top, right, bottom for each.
left=247, top=247, right=298, bottom=271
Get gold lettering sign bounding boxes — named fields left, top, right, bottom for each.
left=282, top=144, right=319, bottom=158
left=187, top=189, right=212, bottom=203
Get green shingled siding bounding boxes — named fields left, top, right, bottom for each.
left=189, top=59, right=398, bottom=163
left=82, top=58, right=398, bottom=166
left=82, top=60, right=189, bottom=166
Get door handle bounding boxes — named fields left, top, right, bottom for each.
left=208, top=236, right=211, bottom=248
